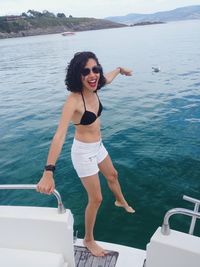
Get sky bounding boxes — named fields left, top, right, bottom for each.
left=1, top=0, right=200, bottom=18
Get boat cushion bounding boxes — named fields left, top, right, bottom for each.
left=0, top=247, right=68, bottom=267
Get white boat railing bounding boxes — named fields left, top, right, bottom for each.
left=0, top=184, right=66, bottom=214
left=161, top=195, right=200, bottom=235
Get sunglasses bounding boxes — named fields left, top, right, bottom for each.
left=81, top=65, right=102, bottom=76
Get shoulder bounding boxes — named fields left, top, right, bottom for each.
left=65, top=92, right=80, bottom=103
left=63, top=92, right=82, bottom=111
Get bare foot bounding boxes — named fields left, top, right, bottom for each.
left=115, top=201, right=135, bottom=213
left=83, top=239, right=107, bottom=257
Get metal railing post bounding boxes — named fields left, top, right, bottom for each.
left=0, top=184, right=66, bottom=214
left=183, top=195, right=200, bottom=235
left=161, top=208, right=200, bottom=235
left=161, top=195, right=200, bottom=235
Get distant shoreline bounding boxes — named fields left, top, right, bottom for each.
left=0, top=14, right=126, bottom=39
left=130, top=21, right=165, bottom=27
left=0, top=25, right=126, bottom=39
left=105, top=5, right=200, bottom=24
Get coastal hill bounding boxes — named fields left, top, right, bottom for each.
left=105, top=5, right=200, bottom=25
left=0, top=10, right=126, bottom=39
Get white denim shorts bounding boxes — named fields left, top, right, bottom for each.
left=71, top=139, right=108, bottom=178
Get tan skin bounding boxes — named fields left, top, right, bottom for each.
left=36, top=58, right=134, bottom=257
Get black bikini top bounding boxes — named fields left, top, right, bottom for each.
left=74, top=92, right=103, bottom=125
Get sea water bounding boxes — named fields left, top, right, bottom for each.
left=0, top=19, right=200, bottom=249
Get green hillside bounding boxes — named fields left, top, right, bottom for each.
left=0, top=10, right=125, bottom=38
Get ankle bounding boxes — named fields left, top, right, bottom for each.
left=116, top=199, right=127, bottom=205
left=84, top=237, right=94, bottom=242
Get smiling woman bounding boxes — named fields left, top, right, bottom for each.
left=36, top=51, right=134, bottom=257
left=65, top=52, right=106, bottom=93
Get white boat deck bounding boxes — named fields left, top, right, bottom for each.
left=1, top=186, right=200, bottom=267
left=75, top=239, right=146, bottom=267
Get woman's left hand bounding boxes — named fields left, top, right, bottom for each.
left=119, top=67, right=133, bottom=76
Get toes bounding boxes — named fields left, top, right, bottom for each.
left=98, top=249, right=107, bottom=257
left=98, top=251, right=105, bottom=257
left=115, top=201, right=135, bottom=213
left=125, top=206, right=135, bottom=213
left=83, top=240, right=106, bottom=257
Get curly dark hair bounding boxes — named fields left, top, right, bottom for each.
left=65, top=51, right=106, bottom=92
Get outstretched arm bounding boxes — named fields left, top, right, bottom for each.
left=36, top=94, right=77, bottom=195
left=105, top=67, right=133, bottom=84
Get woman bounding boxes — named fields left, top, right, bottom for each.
left=36, top=51, right=134, bottom=257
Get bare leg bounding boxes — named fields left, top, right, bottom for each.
left=80, top=174, right=107, bottom=256
left=98, top=155, right=135, bottom=213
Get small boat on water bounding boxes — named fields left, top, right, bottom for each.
left=0, top=184, right=200, bottom=267
left=61, top=32, right=75, bottom=36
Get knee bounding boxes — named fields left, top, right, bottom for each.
left=90, top=194, right=103, bottom=207
left=107, top=169, right=118, bottom=183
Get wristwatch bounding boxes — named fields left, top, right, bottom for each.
left=44, top=164, right=56, bottom=173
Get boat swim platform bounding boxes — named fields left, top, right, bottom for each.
left=74, top=239, right=146, bottom=267
left=74, top=246, right=118, bottom=267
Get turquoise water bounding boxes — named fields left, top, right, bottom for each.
left=0, top=20, right=200, bottom=249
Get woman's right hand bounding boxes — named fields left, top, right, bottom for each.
left=36, top=172, right=55, bottom=195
